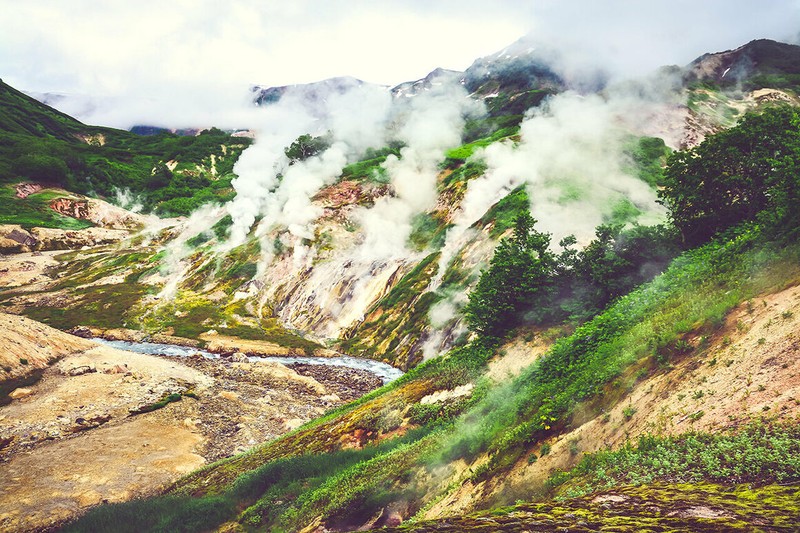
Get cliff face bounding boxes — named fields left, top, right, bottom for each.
left=48, top=196, right=148, bottom=230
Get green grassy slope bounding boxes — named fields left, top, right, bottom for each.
left=62, top=103, right=800, bottom=532
left=61, top=223, right=800, bottom=532
left=0, top=79, right=251, bottom=218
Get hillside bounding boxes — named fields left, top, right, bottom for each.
left=1, top=37, right=800, bottom=532
left=0, top=78, right=252, bottom=219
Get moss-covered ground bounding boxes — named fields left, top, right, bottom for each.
left=373, top=483, right=800, bottom=532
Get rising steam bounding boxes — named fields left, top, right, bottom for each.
left=155, top=46, right=685, bottom=362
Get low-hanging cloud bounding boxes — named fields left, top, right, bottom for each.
left=3, top=1, right=798, bottom=130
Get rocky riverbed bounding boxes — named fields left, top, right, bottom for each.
left=0, top=314, right=387, bottom=532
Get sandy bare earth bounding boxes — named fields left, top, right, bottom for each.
left=0, top=315, right=382, bottom=532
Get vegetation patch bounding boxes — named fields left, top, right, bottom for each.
left=19, top=282, right=154, bottom=331
left=0, top=185, right=93, bottom=230
left=128, top=392, right=183, bottom=416
left=622, top=136, right=671, bottom=188
left=549, top=422, right=800, bottom=498
left=442, top=126, right=518, bottom=168
left=339, top=145, right=403, bottom=183
left=476, top=184, right=529, bottom=238
left=374, top=483, right=800, bottom=532
left=0, top=80, right=251, bottom=216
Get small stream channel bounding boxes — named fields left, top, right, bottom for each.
left=91, top=339, right=404, bottom=384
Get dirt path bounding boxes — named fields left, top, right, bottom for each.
left=0, top=417, right=204, bottom=530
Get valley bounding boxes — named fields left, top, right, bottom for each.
left=0, top=313, right=385, bottom=531
left=1, top=31, right=799, bottom=533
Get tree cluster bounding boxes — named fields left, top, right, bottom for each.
left=660, top=105, right=800, bottom=245
left=465, top=104, right=800, bottom=339
left=464, top=213, right=678, bottom=338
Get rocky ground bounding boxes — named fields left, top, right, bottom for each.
left=0, top=315, right=385, bottom=532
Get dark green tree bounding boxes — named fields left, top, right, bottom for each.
left=560, top=224, right=680, bottom=320
left=147, top=162, right=173, bottom=190
left=464, top=213, right=556, bottom=337
left=659, top=105, right=800, bottom=245
left=284, top=133, right=332, bottom=164
left=12, top=153, right=69, bottom=184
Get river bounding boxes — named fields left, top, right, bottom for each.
left=91, top=338, right=404, bottom=384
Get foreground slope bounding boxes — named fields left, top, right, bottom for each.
left=62, top=223, right=800, bottom=532
left=4, top=39, right=800, bottom=532
left=0, top=312, right=384, bottom=532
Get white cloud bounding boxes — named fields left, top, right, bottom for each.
left=4, top=0, right=796, bottom=129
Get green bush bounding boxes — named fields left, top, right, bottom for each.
left=660, top=105, right=800, bottom=245
left=549, top=422, right=800, bottom=496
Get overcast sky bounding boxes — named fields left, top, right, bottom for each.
left=1, top=0, right=799, bottom=128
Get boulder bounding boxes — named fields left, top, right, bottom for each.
left=68, top=365, right=96, bottom=376
left=230, top=352, right=249, bottom=363
left=58, top=356, right=97, bottom=377
left=8, top=387, right=33, bottom=400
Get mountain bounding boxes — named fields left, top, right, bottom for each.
left=0, top=79, right=93, bottom=141
left=391, top=67, right=464, bottom=98
left=250, top=75, right=384, bottom=121
left=686, top=38, right=800, bottom=89
left=461, top=37, right=566, bottom=95
left=0, top=78, right=252, bottom=221
left=1, top=37, right=800, bottom=532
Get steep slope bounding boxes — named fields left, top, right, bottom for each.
left=0, top=78, right=252, bottom=218
left=0, top=312, right=94, bottom=402
left=680, top=39, right=800, bottom=147
left=0, top=78, right=94, bottom=141
left=3, top=38, right=798, bottom=370
left=686, top=39, right=800, bottom=90
left=58, top=60, right=800, bottom=531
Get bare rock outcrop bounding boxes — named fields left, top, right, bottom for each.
left=28, top=226, right=129, bottom=250
left=49, top=196, right=147, bottom=230
left=0, top=225, right=129, bottom=253
left=14, top=183, right=42, bottom=199
left=0, top=225, right=38, bottom=253
left=0, top=313, right=95, bottom=388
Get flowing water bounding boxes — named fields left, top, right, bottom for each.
left=91, top=338, right=404, bottom=384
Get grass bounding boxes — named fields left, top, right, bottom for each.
left=19, top=282, right=155, bottom=331
left=437, top=223, right=800, bottom=478
left=408, top=213, right=449, bottom=251
left=549, top=422, right=800, bottom=498
left=442, top=126, right=518, bottom=168
left=53, top=223, right=800, bottom=532
left=0, top=185, right=93, bottom=230
left=65, top=425, right=436, bottom=533
left=622, top=136, right=671, bottom=188
left=133, top=289, right=322, bottom=352
left=0, top=79, right=250, bottom=217
left=477, top=184, right=529, bottom=238
left=339, top=146, right=401, bottom=183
